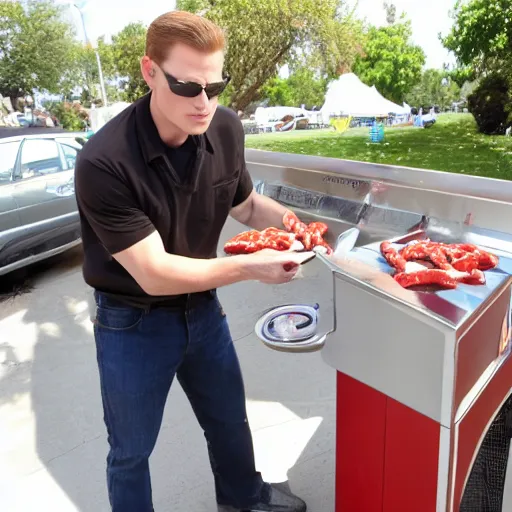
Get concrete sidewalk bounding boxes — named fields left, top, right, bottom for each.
left=0, top=246, right=336, bottom=512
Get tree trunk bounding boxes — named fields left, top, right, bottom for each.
left=230, top=43, right=294, bottom=111
left=11, top=96, right=22, bottom=112
left=0, top=88, right=23, bottom=113
left=232, top=81, right=264, bottom=112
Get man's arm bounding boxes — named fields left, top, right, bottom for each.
left=112, top=230, right=307, bottom=295
left=75, top=159, right=304, bottom=295
left=113, top=231, right=248, bottom=295
left=230, top=189, right=289, bottom=231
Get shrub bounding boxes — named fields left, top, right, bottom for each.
left=467, top=74, right=512, bottom=135
left=46, top=101, right=89, bottom=131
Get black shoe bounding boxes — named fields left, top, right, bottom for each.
left=217, top=483, right=307, bottom=512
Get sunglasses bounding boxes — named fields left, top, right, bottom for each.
left=162, top=71, right=231, bottom=99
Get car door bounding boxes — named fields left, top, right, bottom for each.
left=52, top=137, right=83, bottom=211
left=12, top=138, right=70, bottom=226
left=0, top=140, right=22, bottom=233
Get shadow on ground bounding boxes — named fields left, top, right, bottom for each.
left=0, top=268, right=35, bottom=303
left=1, top=228, right=336, bottom=511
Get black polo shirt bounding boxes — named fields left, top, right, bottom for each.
left=75, top=93, right=254, bottom=307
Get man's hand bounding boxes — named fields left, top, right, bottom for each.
left=242, top=249, right=313, bottom=284
left=112, top=231, right=312, bottom=296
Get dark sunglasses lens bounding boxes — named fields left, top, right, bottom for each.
left=168, top=76, right=229, bottom=99
left=205, top=81, right=228, bottom=98
left=170, top=83, right=203, bottom=98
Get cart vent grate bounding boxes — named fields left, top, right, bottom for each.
left=460, top=394, right=512, bottom=512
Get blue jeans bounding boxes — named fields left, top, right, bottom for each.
left=93, top=291, right=268, bottom=511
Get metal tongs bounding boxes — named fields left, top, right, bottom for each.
left=283, top=250, right=317, bottom=272
left=308, top=227, right=361, bottom=272
left=284, top=227, right=361, bottom=273
left=332, top=227, right=361, bottom=258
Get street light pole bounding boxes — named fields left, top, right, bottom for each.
left=72, top=3, right=108, bottom=107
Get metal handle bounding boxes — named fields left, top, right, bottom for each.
left=254, top=304, right=326, bottom=353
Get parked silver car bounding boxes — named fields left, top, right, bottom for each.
left=0, top=132, right=87, bottom=276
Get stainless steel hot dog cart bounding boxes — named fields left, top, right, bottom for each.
left=231, top=149, right=512, bottom=512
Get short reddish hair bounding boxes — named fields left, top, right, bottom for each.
left=146, top=10, right=225, bottom=65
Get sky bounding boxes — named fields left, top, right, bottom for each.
left=347, top=0, right=459, bottom=68
left=58, top=0, right=458, bottom=70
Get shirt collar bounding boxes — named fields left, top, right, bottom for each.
left=135, top=92, right=215, bottom=164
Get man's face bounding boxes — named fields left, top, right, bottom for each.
left=143, top=44, right=225, bottom=137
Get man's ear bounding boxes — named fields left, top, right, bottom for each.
left=140, top=56, right=156, bottom=88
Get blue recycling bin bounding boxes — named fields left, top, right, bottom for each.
left=369, top=121, right=385, bottom=143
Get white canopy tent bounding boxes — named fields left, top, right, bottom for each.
left=369, top=85, right=410, bottom=115
left=251, top=73, right=411, bottom=132
left=320, top=73, right=410, bottom=119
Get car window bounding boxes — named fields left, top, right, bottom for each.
left=0, top=141, right=21, bottom=185
left=19, top=139, right=63, bottom=179
left=60, top=144, right=79, bottom=170
left=56, top=137, right=85, bottom=150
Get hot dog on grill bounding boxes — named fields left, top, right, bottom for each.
left=224, top=210, right=333, bottom=255
left=380, top=240, right=498, bottom=289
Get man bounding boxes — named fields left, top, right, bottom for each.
left=75, top=10, right=308, bottom=512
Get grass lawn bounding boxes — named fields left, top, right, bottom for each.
left=245, top=114, right=512, bottom=181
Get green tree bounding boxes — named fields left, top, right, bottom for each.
left=60, top=38, right=116, bottom=106
left=59, top=42, right=85, bottom=101
left=178, top=0, right=365, bottom=111
left=302, top=4, right=366, bottom=79
left=448, top=66, right=476, bottom=88
left=260, top=77, right=295, bottom=107
left=110, top=22, right=149, bottom=102
left=261, top=67, right=327, bottom=109
left=467, top=74, right=512, bottom=135
left=353, top=18, right=426, bottom=104
left=442, top=0, right=512, bottom=75
left=459, top=80, right=479, bottom=103
left=61, top=22, right=147, bottom=105
left=0, top=0, right=77, bottom=102
left=405, top=69, right=461, bottom=110
left=442, top=0, right=512, bottom=133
